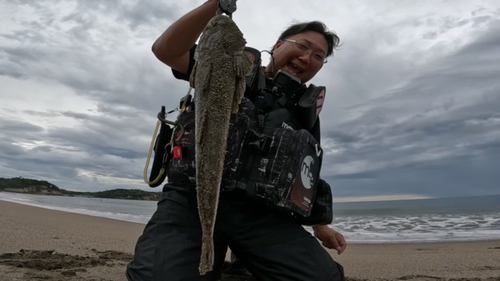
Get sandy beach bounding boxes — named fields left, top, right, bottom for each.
left=0, top=200, right=499, bottom=281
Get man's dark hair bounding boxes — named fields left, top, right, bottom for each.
left=274, top=21, right=341, bottom=58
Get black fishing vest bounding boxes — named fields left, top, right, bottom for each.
left=165, top=55, right=326, bottom=218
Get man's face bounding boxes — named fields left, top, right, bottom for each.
left=268, top=31, right=329, bottom=83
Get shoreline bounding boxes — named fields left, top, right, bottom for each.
left=0, top=196, right=154, bottom=225
left=1, top=196, right=498, bottom=245
left=1, top=200, right=500, bottom=280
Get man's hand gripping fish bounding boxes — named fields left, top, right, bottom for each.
left=189, top=9, right=253, bottom=275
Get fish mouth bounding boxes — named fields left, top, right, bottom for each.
left=286, top=63, right=304, bottom=77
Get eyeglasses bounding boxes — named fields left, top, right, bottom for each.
left=283, top=39, right=328, bottom=64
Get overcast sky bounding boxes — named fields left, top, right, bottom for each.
left=1, top=0, right=499, bottom=201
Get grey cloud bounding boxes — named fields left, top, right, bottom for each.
left=45, top=109, right=157, bottom=160
left=326, top=130, right=363, bottom=145
left=2, top=1, right=499, bottom=197
left=0, top=118, right=44, bottom=133
left=1, top=36, right=187, bottom=118
left=0, top=137, right=26, bottom=157
left=326, top=145, right=500, bottom=198
left=61, top=111, right=94, bottom=120
left=115, top=1, right=179, bottom=30
left=46, top=127, right=146, bottom=160
left=421, top=16, right=470, bottom=40
left=31, top=145, right=52, bottom=153
left=321, top=21, right=500, bottom=198
left=0, top=0, right=188, bottom=191
left=0, top=118, right=147, bottom=191
left=22, top=110, right=61, bottom=118
left=1, top=149, right=84, bottom=188
left=1, top=0, right=187, bottom=116
left=317, top=8, right=500, bottom=124
left=11, top=0, right=180, bottom=30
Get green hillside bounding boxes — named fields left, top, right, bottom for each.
left=0, top=177, right=162, bottom=201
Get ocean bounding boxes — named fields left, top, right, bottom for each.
left=1, top=191, right=499, bottom=244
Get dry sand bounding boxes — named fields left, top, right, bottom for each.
left=0, top=200, right=499, bottom=281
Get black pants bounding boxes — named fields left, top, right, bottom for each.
left=126, top=185, right=345, bottom=281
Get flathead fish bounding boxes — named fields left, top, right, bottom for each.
left=189, top=12, right=253, bottom=275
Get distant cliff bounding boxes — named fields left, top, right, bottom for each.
left=0, top=177, right=162, bottom=201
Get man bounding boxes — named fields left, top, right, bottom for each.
left=126, top=1, right=347, bottom=280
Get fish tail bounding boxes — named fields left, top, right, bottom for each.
left=198, top=234, right=215, bottom=275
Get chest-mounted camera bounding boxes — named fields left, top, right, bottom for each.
left=265, top=70, right=326, bottom=129
left=269, top=70, right=304, bottom=99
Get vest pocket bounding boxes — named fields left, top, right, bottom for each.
left=253, top=128, right=323, bottom=217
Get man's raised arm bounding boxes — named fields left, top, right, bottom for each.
left=152, top=0, right=219, bottom=75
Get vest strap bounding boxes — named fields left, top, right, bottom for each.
left=245, top=130, right=272, bottom=151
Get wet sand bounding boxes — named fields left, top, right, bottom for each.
left=0, top=200, right=499, bottom=280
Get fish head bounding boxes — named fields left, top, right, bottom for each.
left=198, top=15, right=247, bottom=53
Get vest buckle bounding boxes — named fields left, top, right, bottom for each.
left=246, top=130, right=272, bottom=152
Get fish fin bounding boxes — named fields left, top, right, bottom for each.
left=189, top=60, right=198, bottom=89
left=196, top=109, right=208, bottom=147
left=233, top=51, right=253, bottom=77
left=231, top=76, right=246, bottom=113
left=231, top=52, right=253, bottom=113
